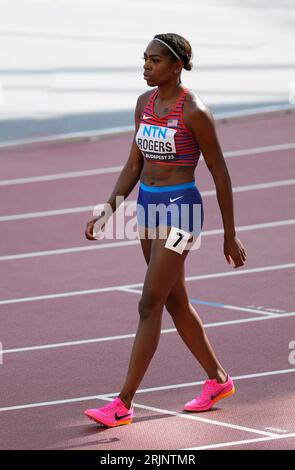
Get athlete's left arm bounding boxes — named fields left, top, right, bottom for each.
left=185, top=97, right=247, bottom=268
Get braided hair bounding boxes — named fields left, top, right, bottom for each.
left=153, top=33, right=193, bottom=71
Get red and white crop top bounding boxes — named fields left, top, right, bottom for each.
left=135, top=87, right=201, bottom=166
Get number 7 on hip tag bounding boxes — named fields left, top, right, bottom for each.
left=165, top=226, right=192, bottom=254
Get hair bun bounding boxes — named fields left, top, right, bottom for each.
left=184, top=59, right=193, bottom=71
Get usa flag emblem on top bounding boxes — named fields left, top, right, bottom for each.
left=167, top=119, right=178, bottom=127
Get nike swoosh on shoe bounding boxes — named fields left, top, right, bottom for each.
left=211, top=387, right=233, bottom=400
left=115, top=412, right=131, bottom=420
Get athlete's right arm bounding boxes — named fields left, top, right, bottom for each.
left=102, top=94, right=144, bottom=213
left=85, top=94, right=145, bottom=240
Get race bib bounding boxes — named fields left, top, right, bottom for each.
left=164, top=226, right=192, bottom=254
left=136, top=124, right=177, bottom=162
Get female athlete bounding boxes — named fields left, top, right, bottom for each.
left=84, top=33, right=247, bottom=427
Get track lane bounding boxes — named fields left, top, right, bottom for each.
left=1, top=111, right=294, bottom=450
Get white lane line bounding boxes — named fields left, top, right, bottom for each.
left=230, top=178, right=295, bottom=193
left=1, top=142, right=295, bottom=186
left=192, top=178, right=295, bottom=196
left=224, top=218, right=295, bottom=232
left=0, top=368, right=294, bottom=414
left=3, top=311, right=295, bottom=355
left=183, top=433, right=295, bottom=450
left=184, top=262, right=295, bottom=281
left=1, top=179, right=295, bottom=222
left=0, top=394, right=109, bottom=412
left=115, top=368, right=295, bottom=396
left=121, top=288, right=278, bottom=317
left=0, top=262, right=294, bottom=305
left=1, top=218, right=294, bottom=261
left=0, top=240, right=140, bottom=260
left=192, top=302, right=277, bottom=316
left=0, top=205, right=96, bottom=221
left=224, top=142, right=295, bottom=158
left=0, top=284, right=143, bottom=305
left=264, top=427, right=289, bottom=433
left=118, top=287, right=143, bottom=295
left=2, top=333, right=140, bottom=354
left=116, top=402, right=278, bottom=437
left=121, top=288, right=278, bottom=316
left=0, top=166, right=123, bottom=186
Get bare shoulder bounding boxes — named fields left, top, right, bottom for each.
left=183, top=90, right=224, bottom=167
left=136, top=88, right=156, bottom=112
left=184, top=90, right=212, bottom=118
left=138, top=88, right=155, bottom=101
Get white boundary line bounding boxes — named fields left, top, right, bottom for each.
left=121, top=288, right=278, bottom=316
left=224, top=142, right=295, bottom=158
left=0, top=166, right=124, bottom=186
left=107, top=368, right=295, bottom=396
left=3, top=310, right=295, bottom=355
left=210, top=303, right=277, bottom=316
left=0, top=240, right=140, bottom=261
left=1, top=143, right=295, bottom=186
left=1, top=370, right=294, bottom=449
left=0, top=205, right=95, bottom=222
left=1, top=368, right=295, bottom=409
left=0, top=107, right=293, bottom=449
left=1, top=178, right=295, bottom=222
left=183, top=432, right=295, bottom=450
left=115, top=402, right=278, bottom=438
left=1, top=218, right=294, bottom=261
left=230, top=178, right=295, bottom=192
left=117, top=287, right=144, bottom=295
left=0, top=104, right=294, bottom=151
left=0, top=262, right=294, bottom=306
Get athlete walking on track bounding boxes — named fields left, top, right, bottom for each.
left=84, top=33, right=247, bottom=428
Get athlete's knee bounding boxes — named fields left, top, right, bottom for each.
left=165, top=292, right=189, bottom=318
left=138, top=291, right=164, bottom=320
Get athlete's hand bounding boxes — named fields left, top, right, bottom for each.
left=85, top=215, right=105, bottom=241
left=224, top=235, right=247, bottom=268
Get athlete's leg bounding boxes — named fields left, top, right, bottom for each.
left=119, top=226, right=191, bottom=408
left=165, top=265, right=228, bottom=383
left=136, top=232, right=227, bottom=385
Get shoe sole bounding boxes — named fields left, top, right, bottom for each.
left=85, top=413, right=132, bottom=428
left=184, top=385, right=236, bottom=412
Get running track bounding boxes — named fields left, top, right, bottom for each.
left=0, top=109, right=295, bottom=450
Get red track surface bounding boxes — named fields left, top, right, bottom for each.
left=0, top=110, right=295, bottom=450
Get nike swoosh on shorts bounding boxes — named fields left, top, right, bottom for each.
left=169, top=196, right=184, bottom=203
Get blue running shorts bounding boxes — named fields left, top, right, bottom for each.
left=136, top=180, right=204, bottom=237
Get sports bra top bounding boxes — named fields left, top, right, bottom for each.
left=135, top=87, right=201, bottom=166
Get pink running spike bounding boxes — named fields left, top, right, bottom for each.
left=183, top=375, right=235, bottom=412
left=84, top=397, right=133, bottom=427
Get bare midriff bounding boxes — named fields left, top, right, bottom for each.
left=140, top=161, right=197, bottom=186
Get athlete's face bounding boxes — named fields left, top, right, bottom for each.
left=142, top=41, right=182, bottom=86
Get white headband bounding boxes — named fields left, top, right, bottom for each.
left=153, top=38, right=182, bottom=61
